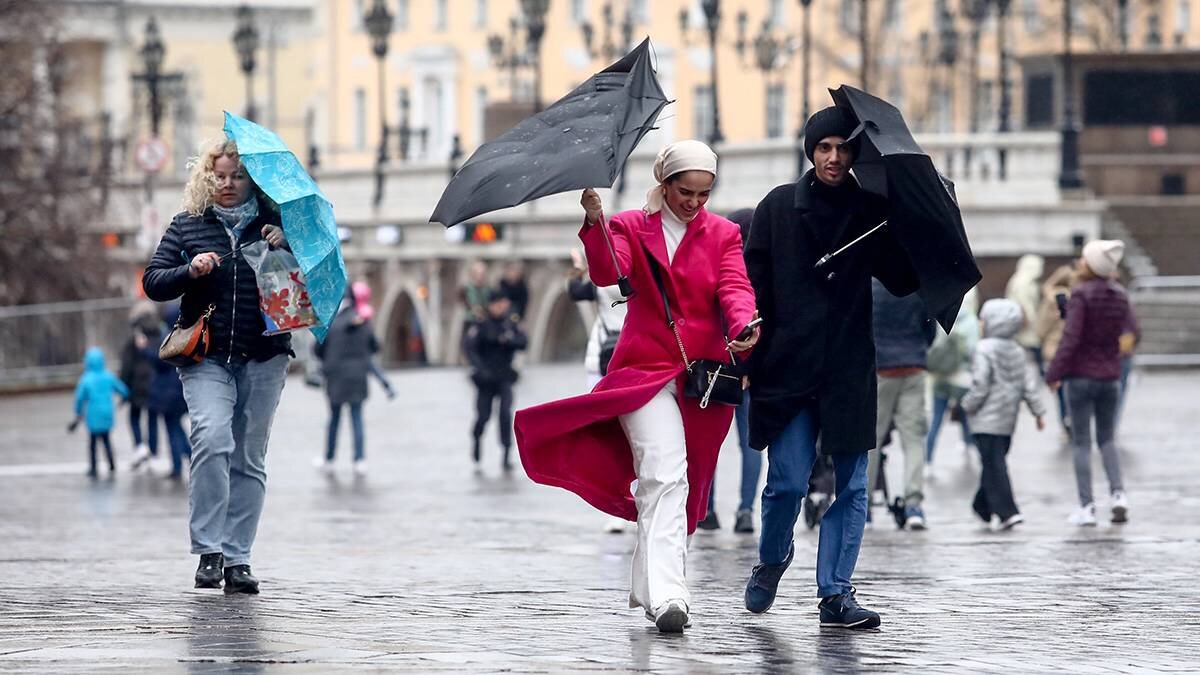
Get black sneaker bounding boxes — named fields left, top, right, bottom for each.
left=696, top=510, right=720, bottom=530
left=744, top=544, right=794, bottom=614
left=819, top=587, right=880, bottom=629
left=223, top=564, right=259, bottom=595
left=733, top=509, right=755, bottom=533
left=194, top=553, right=224, bottom=589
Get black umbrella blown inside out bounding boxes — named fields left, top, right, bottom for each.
left=429, top=38, right=668, bottom=229
left=824, top=84, right=982, bottom=332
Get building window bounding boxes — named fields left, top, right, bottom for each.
left=396, top=0, right=409, bottom=30
left=884, top=0, right=902, bottom=30
left=632, top=0, right=648, bottom=25
left=765, top=84, right=785, bottom=138
left=1021, top=0, right=1041, bottom=32
left=768, top=0, right=785, bottom=27
left=435, top=0, right=448, bottom=31
left=840, top=0, right=859, bottom=34
left=423, top=76, right=445, bottom=158
left=1147, top=12, right=1163, bottom=48
left=355, top=0, right=364, bottom=24
left=475, top=86, right=488, bottom=145
left=475, top=0, right=487, bottom=28
left=975, top=80, right=994, bottom=131
left=693, top=85, right=713, bottom=142
left=571, top=0, right=587, bottom=24
left=1176, top=0, right=1190, bottom=45
left=354, top=88, right=366, bottom=150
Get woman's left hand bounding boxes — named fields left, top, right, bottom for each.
left=262, top=224, right=288, bottom=249
left=728, top=312, right=761, bottom=353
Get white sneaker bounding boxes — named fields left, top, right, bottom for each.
left=651, top=599, right=691, bottom=633
left=1067, top=503, right=1097, bottom=527
left=130, top=444, right=151, bottom=470
left=312, top=456, right=334, bottom=474
left=997, top=513, right=1024, bottom=531
left=603, top=516, right=627, bottom=534
left=352, top=459, right=368, bottom=476
left=1111, top=491, right=1129, bottom=524
left=870, top=489, right=886, bottom=507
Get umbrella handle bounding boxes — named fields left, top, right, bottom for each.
left=814, top=220, right=887, bottom=270
left=595, top=210, right=636, bottom=305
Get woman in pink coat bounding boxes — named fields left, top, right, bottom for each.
left=515, top=140, right=759, bottom=633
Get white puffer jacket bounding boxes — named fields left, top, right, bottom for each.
left=961, top=299, right=1047, bottom=436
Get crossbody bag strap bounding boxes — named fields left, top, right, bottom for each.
left=646, top=257, right=692, bottom=372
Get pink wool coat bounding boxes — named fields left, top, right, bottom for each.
left=514, top=208, right=757, bottom=533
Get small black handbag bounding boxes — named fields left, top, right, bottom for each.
left=647, top=259, right=743, bottom=409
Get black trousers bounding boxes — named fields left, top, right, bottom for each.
left=89, top=432, right=114, bottom=472
left=472, top=379, right=514, bottom=449
left=972, top=433, right=1019, bottom=522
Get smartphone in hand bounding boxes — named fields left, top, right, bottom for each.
left=735, top=317, right=764, bottom=342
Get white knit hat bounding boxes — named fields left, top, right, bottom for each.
left=1082, top=239, right=1125, bottom=278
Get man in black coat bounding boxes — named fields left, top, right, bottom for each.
left=742, top=107, right=919, bottom=630
left=465, top=290, right=528, bottom=471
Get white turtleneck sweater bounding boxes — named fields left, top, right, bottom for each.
left=660, top=205, right=691, bottom=263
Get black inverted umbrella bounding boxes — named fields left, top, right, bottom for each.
left=826, top=84, right=981, bottom=332
left=429, top=38, right=667, bottom=228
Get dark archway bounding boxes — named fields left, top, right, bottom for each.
left=539, top=291, right=589, bottom=363
left=382, top=291, right=428, bottom=367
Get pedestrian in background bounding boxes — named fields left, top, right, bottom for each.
left=499, top=260, right=529, bottom=322
left=868, top=278, right=937, bottom=530
left=466, top=290, right=528, bottom=471
left=516, top=140, right=758, bottom=633
left=147, top=307, right=192, bottom=480
left=349, top=281, right=395, bottom=398
left=315, top=286, right=384, bottom=476
left=1037, top=252, right=1082, bottom=443
left=1005, top=254, right=1046, bottom=371
left=72, top=347, right=129, bottom=478
left=1045, top=240, right=1135, bottom=527
left=925, top=287, right=978, bottom=472
left=566, top=248, right=627, bottom=390
left=143, top=138, right=292, bottom=594
left=960, top=298, right=1046, bottom=531
left=119, top=304, right=159, bottom=469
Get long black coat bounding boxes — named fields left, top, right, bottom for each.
left=744, top=171, right=919, bottom=454
left=316, top=310, right=379, bottom=406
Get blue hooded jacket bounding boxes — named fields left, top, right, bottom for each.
left=74, top=347, right=129, bottom=433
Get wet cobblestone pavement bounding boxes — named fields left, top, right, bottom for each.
left=1, top=365, right=1197, bottom=673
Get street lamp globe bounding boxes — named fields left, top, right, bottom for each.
left=141, top=17, right=165, bottom=77
left=232, top=5, right=260, bottom=76
left=365, top=0, right=394, bottom=59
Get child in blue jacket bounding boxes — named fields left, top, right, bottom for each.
left=72, top=347, right=129, bottom=477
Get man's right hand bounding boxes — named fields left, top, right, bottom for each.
left=188, top=252, right=221, bottom=279
left=581, top=188, right=603, bottom=225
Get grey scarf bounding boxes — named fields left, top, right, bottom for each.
left=212, top=197, right=259, bottom=243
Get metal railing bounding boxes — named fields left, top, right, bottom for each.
left=0, top=297, right=140, bottom=392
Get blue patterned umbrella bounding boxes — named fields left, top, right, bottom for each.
left=223, top=111, right=346, bottom=341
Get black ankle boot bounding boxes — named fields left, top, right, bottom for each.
left=472, top=437, right=481, bottom=464
left=194, top=553, right=224, bottom=589
left=223, top=564, right=259, bottom=595
left=502, top=446, right=513, bottom=471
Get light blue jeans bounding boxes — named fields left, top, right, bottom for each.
left=179, top=355, right=288, bottom=566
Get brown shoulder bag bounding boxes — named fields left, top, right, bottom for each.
left=159, top=304, right=216, bottom=367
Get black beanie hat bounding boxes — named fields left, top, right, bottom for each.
left=803, top=106, right=860, bottom=161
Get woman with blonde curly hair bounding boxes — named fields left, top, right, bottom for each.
left=143, top=138, right=292, bottom=594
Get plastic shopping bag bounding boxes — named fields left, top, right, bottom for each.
left=242, top=240, right=319, bottom=335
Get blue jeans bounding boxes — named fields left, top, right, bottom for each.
left=925, top=392, right=971, bottom=463
left=179, top=355, right=288, bottom=566
left=707, top=390, right=763, bottom=513
left=326, top=401, right=365, bottom=461
left=759, top=407, right=870, bottom=598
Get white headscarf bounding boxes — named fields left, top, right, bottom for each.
left=643, top=139, right=718, bottom=216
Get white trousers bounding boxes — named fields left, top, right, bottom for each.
left=619, top=381, right=690, bottom=614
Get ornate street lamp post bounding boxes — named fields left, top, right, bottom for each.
left=680, top=0, right=726, bottom=145
left=797, top=0, right=814, bottom=176
left=521, top=0, right=550, bottom=113
left=364, top=0, right=393, bottom=207
left=138, top=17, right=167, bottom=137
left=860, top=0, right=870, bottom=90
left=232, top=5, right=260, bottom=122
left=581, top=1, right=635, bottom=61
left=1059, top=0, right=1085, bottom=189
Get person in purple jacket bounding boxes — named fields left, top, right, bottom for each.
left=1045, top=240, right=1137, bottom=527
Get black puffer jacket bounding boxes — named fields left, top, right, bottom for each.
left=143, top=199, right=291, bottom=364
